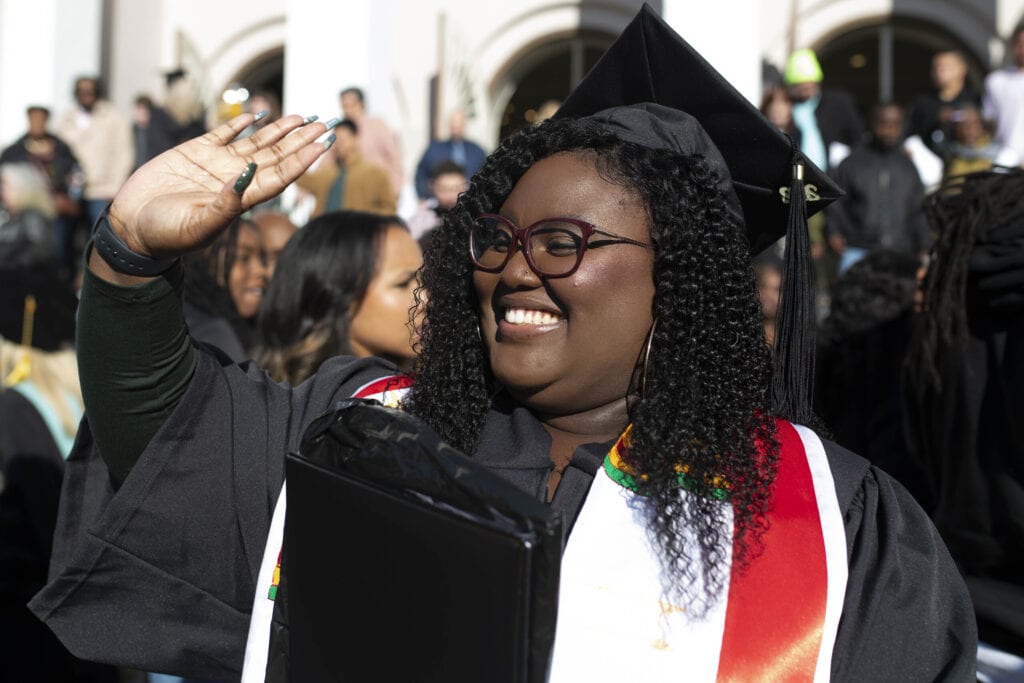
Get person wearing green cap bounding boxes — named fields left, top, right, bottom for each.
left=784, top=48, right=865, bottom=173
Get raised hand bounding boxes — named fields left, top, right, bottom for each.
left=107, top=113, right=331, bottom=262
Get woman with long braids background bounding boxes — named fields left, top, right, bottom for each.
left=904, top=168, right=1024, bottom=673
left=30, top=7, right=975, bottom=681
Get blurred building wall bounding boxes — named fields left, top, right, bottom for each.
left=2, top=0, right=1023, bottom=203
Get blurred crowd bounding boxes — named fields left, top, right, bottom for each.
left=2, top=24, right=1024, bottom=682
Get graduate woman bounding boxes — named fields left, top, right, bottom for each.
left=32, top=7, right=976, bottom=681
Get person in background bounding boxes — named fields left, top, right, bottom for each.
left=0, top=106, right=82, bottom=273
left=132, top=95, right=178, bottom=169
left=0, top=270, right=117, bottom=682
left=250, top=210, right=296, bottom=278
left=0, top=163, right=57, bottom=269
left=183, top=217, right=267, bottom=362
left=242, top=91, right=281, bottom=139
left=296, top=119, right=395, bottom=217
left=943, top=103, right=1020, bottom=179
left=907, top=50, right=982, bottom=158
left=826, top=102, right=930, bottom=274
left=904, top=168, right=1024, bottom=680
left=255, top=212, right=421, bottom=385
left=414, top=109, right=486, bottom=200
left=815, top=250, right=929, bottom=508
left=533, top=99, right=561, bottom=126
left=340, top=86, right=403, bottom=197
left=55, top=77, right=134, bottom=229
left=784, top=48, right=864, bottom=171
left=759, top=86, right=800, bottom=146
left=752, top=250, right=783, bottom=347
left=164, top=70, right=207, bottom=143
left=983, top=24, right=1024, bottom=161
left=405, top=160, right=467, bottom=241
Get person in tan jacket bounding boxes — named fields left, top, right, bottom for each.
left=296, top=119, right=396, bottom=217
left=54, top=77, right=134, bottom=227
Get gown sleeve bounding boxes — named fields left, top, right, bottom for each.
left=825, top=441, right=978, bottom=681
left=28, top=348, right=395, bottom=680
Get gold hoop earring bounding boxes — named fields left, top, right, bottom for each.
left=639, top=317, right=658, bottom=400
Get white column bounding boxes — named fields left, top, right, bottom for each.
left=283, top=0, right=380, bottom=121
left=660, top=0, right=762, bottom=106
left=0, top=0, right=101, bottom=146
left=107, top=0, right=166, bottom=113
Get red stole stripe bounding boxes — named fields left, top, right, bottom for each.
left=352, top=374, right=413, bottom=399
left=716, top=419, right=828, bottom=682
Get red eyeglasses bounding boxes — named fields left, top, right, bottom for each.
left=469, top=214, right=654, bottom=278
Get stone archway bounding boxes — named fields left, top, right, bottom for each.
left=814, top=16, right=988, bottom=122
left=493, top=31, right=614, bottom=140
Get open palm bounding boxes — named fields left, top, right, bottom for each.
left=108, top=113, right=330, bottom=259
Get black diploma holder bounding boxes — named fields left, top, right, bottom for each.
left=283, top=400, right=563, bottom=682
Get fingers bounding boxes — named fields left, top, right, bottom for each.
left=232, top=114, right=325, bottom=160
left=194, top=164, right=251, bottom=234
left=247, top=139, right=330, bottom=201
left=202, top=112, right=259, bottom=146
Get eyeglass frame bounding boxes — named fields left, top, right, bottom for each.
left=468, top=213, right=655, bottom=278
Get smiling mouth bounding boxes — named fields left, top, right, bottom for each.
left=502, top=307, right=562, bottom=325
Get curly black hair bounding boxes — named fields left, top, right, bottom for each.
left=819, top=249, right=922, bottom=348
left=406, top=117, right=779, bottom=612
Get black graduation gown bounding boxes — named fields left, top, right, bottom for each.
left=30, top=349, right=977, bottom=681
left=0, top=389, right=117, bottom=682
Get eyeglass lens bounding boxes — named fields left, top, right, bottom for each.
left=470, top=216, right=584, bottom=276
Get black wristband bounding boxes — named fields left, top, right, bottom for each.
left=92, top=206, right=177, bottom=277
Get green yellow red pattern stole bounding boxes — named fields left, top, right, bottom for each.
left=552, top=419, right=847, bottom=682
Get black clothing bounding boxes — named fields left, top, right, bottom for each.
left=0, top=132, right=80, bottom=196
left=0, top=209, right=56, bottom=268
left=30, top=266, right=978, bottom=679
left=814, top=89, right=866, bottom=157
left=29, top=346, right=977, bottom=680
left=0, top=390, right=116, bottom=682
left=133, top=106, right=178, bottom=169
left=827, top=142, right=931, bottom=253
left=75, top=259, right=194, bottom=485
left=816, top=311, right=931, bottom=509
left=184, top=302, right=248, bottom=363
left=905, top=207, right=1024, bottom=654
left=907, top=86, right=982, bottom=157
left=0, top=265, right=78, bottom=351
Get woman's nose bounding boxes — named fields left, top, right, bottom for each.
left=499, top=242, right=542, bottom=286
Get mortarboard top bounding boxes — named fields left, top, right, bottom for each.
left=555, top=3, right=841, bottom=255
left=0, top=269, right=77, bottom=352
left=164, top=69, right=187, bottom=87
left=555, top=3, right=838, bottom=423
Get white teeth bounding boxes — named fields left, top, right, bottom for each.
left=503, top=308, right=561, bottom=325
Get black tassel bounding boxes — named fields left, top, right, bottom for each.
left=770, top=153, right=817, bottom=425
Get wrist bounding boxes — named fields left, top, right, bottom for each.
left=92, top=206, right=178, bottom=277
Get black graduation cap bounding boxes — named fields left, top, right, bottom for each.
left=0, top=268, right=77, bottom=352
left=555, top=3, right=842, bottom=424
left=164, top=69, right=187, bottom=87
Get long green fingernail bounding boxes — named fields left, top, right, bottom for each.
left=234, top=162, right=257, bottom=194
left=323, top=134, right=337, bottom=151
left=253, top=110, right=269, bottom=122
left=324, top=117, right=341, bottom=129
left=302, top=114, right=319, bottom=125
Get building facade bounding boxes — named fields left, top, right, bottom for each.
left=2, top=0, right=1022, bottom=204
